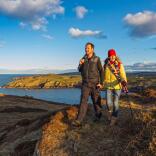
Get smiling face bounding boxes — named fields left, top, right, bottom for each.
left=109, top=55, right=116, bottom=62
left=85, top=44, right=94, bottom=57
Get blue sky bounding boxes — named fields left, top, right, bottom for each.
left=0, top=0, right=156, bottom=70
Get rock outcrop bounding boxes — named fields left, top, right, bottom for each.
left=0, top=95, right=68, bottom=156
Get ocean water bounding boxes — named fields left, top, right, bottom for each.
left=0, top=74, right=105, bottom=104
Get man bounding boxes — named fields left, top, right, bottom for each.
left=73, top=42, right=104, bottom=126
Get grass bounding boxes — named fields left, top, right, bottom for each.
left=5, top=74, right=81, bottom=89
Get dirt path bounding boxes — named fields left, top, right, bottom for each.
left=36, top=95, right=156, bottom=156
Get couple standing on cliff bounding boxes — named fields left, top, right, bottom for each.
left=72, top=42, right=127, bottom=127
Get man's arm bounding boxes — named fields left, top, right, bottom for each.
left=78, top=58, right=85, bottom=72
left=78, top=64, right=83, bottom=72
left=97, top=57, right=104, bottom=85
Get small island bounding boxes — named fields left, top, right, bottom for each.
left=4, top=74, right=82, bottom=89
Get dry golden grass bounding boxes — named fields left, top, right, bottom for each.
left=37, top=95, right=156, bottom=156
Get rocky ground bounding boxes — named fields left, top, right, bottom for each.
left=0, top=94, right=69, bottom=156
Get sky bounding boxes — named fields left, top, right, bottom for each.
left=0, top=0, right=156, bottom=70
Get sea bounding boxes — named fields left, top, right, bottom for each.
left=0, top=74, right=106, bottom=104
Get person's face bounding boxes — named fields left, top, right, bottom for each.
left=109, top=55, right=116, bottom=62
left=85, top=44, right=94, bottom=56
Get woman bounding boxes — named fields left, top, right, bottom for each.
left=103, top=49, right=127, bottom=126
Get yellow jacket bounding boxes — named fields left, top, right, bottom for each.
left=104, top=63, right=127, bottom=90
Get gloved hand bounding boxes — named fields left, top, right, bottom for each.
left=96, top=83, right=103, bottom=89
left=121, top=80, right=128, bottom=93
left=121, top=80, right=127, bottom=87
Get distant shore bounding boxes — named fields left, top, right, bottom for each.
left=3, top=74, right=82, bottom=89
left=3, top=72, right=156, bottom=91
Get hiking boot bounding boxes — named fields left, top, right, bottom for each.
left=110, top=116, right=117, bottom=126
left=94, top=112, right=102, bottom=122
left=72, top=120, right=82, bottom=127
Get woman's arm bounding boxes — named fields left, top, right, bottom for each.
left=120, top=64, right=127, bottom=82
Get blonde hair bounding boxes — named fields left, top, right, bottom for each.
left=115, top=56, right=122, bottom=64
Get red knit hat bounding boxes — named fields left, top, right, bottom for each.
left=108, top=49, right=116, bottom=57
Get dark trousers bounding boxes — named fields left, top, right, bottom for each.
left=77, top=83, right=102, bottom=122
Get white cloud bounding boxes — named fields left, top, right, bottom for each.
left=42, top=34, right=53, bottom=40
left=75, top=6, right=88, bottom=19
left=69, top=27, right=107, bottom=39
left=0, top=0, right=65, bottom=31
left=124, top=11, right=156, bottom=38
left=31, top=17, right=48, bottom=31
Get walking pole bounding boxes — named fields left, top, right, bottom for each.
left=123, top=85, right=134, bottom=118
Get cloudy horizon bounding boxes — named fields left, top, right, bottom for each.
left=0, top=0, right=156, bottom=70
